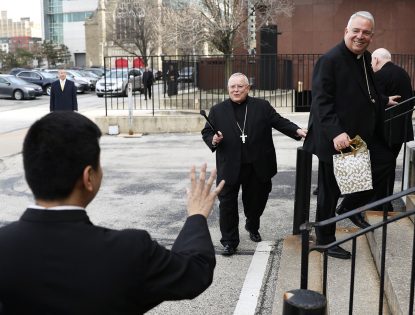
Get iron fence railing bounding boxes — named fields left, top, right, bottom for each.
left=300, top=188, right=415, bottom=314
left=101, top=54, right=415, bottom=115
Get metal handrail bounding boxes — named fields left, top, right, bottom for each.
left=299, top=186, right=415, bottom=314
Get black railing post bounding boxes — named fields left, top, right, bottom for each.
left=300, top=224, right=310, bottom=289
left=282, top=289, right=326, bottom=315
left=293, top=147, right=312, bottom=234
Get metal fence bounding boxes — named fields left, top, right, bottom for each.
left=102, top=54, right=415, bottom=115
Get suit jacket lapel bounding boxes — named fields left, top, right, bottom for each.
left=223, top=99, right=241, bottom=138
left=340, top=47, right=368, bottom=99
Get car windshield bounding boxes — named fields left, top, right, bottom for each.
left=6, top=76, right=32, bottom=85
left=105, top=70, right=129, bottom=79
left=40, top=71, right=56, bottom=79
left=68, top=70, right=83, bottom=77
left=180, top=67, right=193, bottom=73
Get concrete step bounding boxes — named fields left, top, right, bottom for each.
left=271, top=234, right=322, bottom=314
left=272, top=229, right=389, bottom=314
left=326, top=228, right=390, bottom=314
left=366, top=211, right=415, bottom=315
left=405, top=194, right=415, bottom=224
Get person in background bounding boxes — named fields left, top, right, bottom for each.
left=0, top=111, right=224, bottom=314
left=166, top=64, right=178, bottom=96
left=142, top=66, right=154, bottom=100
left=371, top=48, right=414, bottom=210
left=50, top=68, right=78, bottom=111
left=202, top=72, right=307, bottom=256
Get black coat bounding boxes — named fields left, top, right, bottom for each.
left=202, top=96, right=301, bottom=185
left=142, top=70, right=154, bottom=87
left=50, top=79, right=78, bottom=111
left=303, top=41, right=385, bottom=162
left=375, top=61, right=414, bottom=145
left=0, top=209, right=215, bottom=314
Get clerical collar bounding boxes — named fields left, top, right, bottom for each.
left=29, top=204, right=85, bottom=211
left=231, top=96, right=249, bottom=106
left=357, top=54, right=363, bottom=59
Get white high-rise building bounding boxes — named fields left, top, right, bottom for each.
left=43, top=0, right=98, bottom=66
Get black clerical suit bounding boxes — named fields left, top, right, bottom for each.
left=202, top=96, right=301, bottom=248
left=374, top=61, right=414, bottom=207
left=50, top=79, right=78, bottom=111
left=142, top=69, right=154, bottom=100
left=303, top=41, right=395, bottom=245
left=0, top=209, right=215, bottom=314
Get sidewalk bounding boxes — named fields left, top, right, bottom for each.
left=0, top=128, right=28, bottom=158
left=0, top=112, right=313, bottom=315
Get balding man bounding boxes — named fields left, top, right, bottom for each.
left=371, top=48, right=414, bottom=210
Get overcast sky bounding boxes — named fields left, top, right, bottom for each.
left=0, top=0, right=42, bottom=24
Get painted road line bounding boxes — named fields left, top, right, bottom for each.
left=233, top=241, right=273, bottom=315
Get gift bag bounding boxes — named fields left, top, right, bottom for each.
left=332, top=135, right=373, bottom=195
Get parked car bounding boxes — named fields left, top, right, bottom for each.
left=9, top=68, right=28, bottom=76
left=95, top=68, right=143, bottom=97
left=85, top=67, right=105, bottom=78
left=67, top=74, right=90, bottom=93
left=0, top=74, right=43, bottom=100
left=45, top=69, right=98, bottom=91
left=14, top=70, right=56, bottom=95
left=177, top=67, right=195, bottom=83
left=46, top=70, right=90, bottom=93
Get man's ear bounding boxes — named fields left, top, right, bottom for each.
left=82, top=165, right=94, bottom=192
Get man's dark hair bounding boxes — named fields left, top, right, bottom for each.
left=23, top=111, right=102, bottom=200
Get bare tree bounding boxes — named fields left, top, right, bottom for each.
left=108, top=0, right=159, bottom=65
left=161, top=4, right=206, bottom=55
left=162, top=0, right=294, bottom=56
left=161, top=0, right=293, bottom=81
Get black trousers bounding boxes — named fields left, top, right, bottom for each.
left=316, top=139, right=395, bottom=245
left=144, top=84, right=152, bottom=99
left=374, top=142, right=402, bottom=210
left=218, top=164, right=272, bottom=248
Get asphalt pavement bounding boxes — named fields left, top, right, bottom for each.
left=0, top=105, right=318, bottom=314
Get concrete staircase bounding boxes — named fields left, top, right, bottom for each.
left=272, top=207, right=415, bottom=314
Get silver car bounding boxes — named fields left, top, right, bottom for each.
left=95, top=68, right=143, bottom=97
left=0, top=74, right=43, bottom=100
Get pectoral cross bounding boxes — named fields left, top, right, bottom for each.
left=240, top=133, right=247, bottom=144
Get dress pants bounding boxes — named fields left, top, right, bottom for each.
left=144, top=85, right=152, bottom=99
left=316, top=138, right=395, bottom=245
left=374, top=143, right=402, bottom=211
left=218, top=164, right=272, bottom=248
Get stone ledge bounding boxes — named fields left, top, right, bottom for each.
left=94, top=115, right=206, bottom=134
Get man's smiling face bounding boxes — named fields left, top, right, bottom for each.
left=344, top=16, right=374, bottom=55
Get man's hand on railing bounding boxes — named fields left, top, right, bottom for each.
left=387, top=95, right=401, bottom=106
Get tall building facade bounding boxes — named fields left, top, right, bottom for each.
left=43, top=0, right=98, bottom=66
left=0, top=11, right=41, bottom=38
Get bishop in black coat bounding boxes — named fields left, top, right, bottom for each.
left=303, top=12, right=395, bottom=252
left=371, top=48, right=414, bottom=208
left=202, top=73, right=306, bottom=254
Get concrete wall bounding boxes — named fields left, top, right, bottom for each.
left=94, top=115, right=207, bottom=134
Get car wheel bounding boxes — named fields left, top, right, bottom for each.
left=45, top=85, right=51, bottom=96
left=97, top=94, right=103, bottom=98
left=13, top=89, right=24, bottom=100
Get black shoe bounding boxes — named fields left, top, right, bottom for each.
left=326, top=245, right=351, bottom=259
left=245, top=225, right=262, bottom=242
left=336, top=205, right=370, bottom=229
left=313, top=187, right=319, bottom=195
left=222, top=244, right=236, bottom=256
